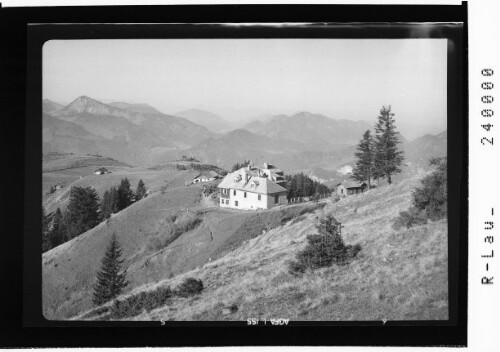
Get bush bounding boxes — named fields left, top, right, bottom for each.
left=412, top=157, right=447, bottom=221
left=392, top=207, right=428, bottom=230
left=392, top=157, right=446, bottom=229
left=290, top=215, right=307, bottom=226
left=110, top=285, right=173, bottom=319
left=288, top=215, right=361, bottom=275
left=176, top=278, right=204, bottom=298
left=147, top=211, right=202, bottom=252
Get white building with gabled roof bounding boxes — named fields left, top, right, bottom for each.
left=217, top=163, right=288, bottom=210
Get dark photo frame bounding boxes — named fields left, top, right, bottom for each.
left=1, top=2, right=467, bottom=348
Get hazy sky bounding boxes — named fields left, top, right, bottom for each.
left=43, top=39, right=447, bottom=128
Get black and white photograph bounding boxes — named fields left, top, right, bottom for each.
left=41, top=35, right=451, bottom=322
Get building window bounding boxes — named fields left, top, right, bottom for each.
left=221, top=199, right=223, bottom=204
left=244, top=192, right=247, bottom=198
left=226, top=199, right=229, bottom=204
left=235, top=201, right=238, bottom=207
left=233, top=190, right=236, bottom=196
left=275, top=195, right=279, bottom=204
left=258, top=194, right=261, bottom=201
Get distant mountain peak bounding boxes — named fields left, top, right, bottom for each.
left=63, top=96, right=108, bottom=114
left=54, top=96, right=138, bottom=119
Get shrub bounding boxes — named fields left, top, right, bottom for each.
left=411, top=157, right=447, bottom=221
left=176, top=278, right=204, bottom=298
left=392, top=207, right=428, bottom=230
left=110, top=285, right=173, bottom=319
left=146, top=211, right=202, bottom=252
left=290, top=215, right=307, bottom=226
left=288, top=215, right=361, bottom=275
left=392, top=157, right=446, bottom=229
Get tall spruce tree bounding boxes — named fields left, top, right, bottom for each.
left=117, top=178, right=134, bottom=211
left=373, top=105, right=404, bottom=184
left=135, top=179, right=147, bottom=200
left=92, top=233, right=129, bottom=306
left=65, top=186, right=101, bottom=239
left=352, top=130, right=374, bottom=189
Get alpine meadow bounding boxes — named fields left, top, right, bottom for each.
left=41, top=38, right=448, bottom=322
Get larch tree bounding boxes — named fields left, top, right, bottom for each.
left=373, top=105, right=404, bottom=184
left=92, top=233, right=129, bottom=306
left=352, top=129, right=375, bottom=189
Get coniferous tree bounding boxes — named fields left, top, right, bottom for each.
left=65, top=186, right=101, bottom=240
left=373, top=105, right=404, bottom=184
left=42, top=206, right=52, bottom=252
left=100, top=190, right=113, bottom=220
left=50, top=208, right=66, bottom=248
left=92, top=233, right=129, bottom=306
left=285, top=173, right=330, bottom=200
left=135, top=179, right=147, bottom=200
left=352, top=130, right=375, bottom=189
left=109, top=186, right=119, bottom=213
left=288, top=215, right=361, bottom=274
left=117, top=178, right=134, bottom=211
left=231, top=159, right=250, bottom=172
left=412, top=157, right=447, bottom=221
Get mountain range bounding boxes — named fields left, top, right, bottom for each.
left=44, top=96, right=215, bottom=165
left=174, top=108, right=233, bottom=133
left=243, top=112, right=372, bottom=151
left=42, top=99, right=65, bottom=114
left=43, top=96, right=446, bottom=172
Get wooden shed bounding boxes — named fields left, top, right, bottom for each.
left=336, top=181, right=368, bottom=197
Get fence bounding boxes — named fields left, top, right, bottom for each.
left=287, top=193, right=332, bottom=204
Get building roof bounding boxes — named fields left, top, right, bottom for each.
left=217, top=170, right=287, bottom=194
left=194, top=170, right=219, bottom=179
left=338, top=181, right=367, bottom=189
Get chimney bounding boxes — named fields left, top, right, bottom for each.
left=263, top=162, right=268, bottom=169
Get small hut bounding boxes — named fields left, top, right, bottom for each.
left=94, top=167, right=110, bottom=175
left=193, top=170, right=220, bottom=183
left=336, top=181, right=368, bottom=197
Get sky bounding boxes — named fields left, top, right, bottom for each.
left=43, top=39, right=447, bottom=129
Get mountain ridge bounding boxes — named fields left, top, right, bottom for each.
left=45, top=96, right=215, bottom=165
left=174, top=108, right=233, bottom=133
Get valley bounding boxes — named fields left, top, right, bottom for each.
left=41, top=97, right=448, bottom=322
left=63, top=173, right=447, bottom=322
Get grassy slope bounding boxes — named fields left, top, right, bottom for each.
left=42, top=157, right=208, bottom=214
left=96, top=176, right=447, bottom=321
left=42, top=154, right=130, bottom=196
left=42, top=183, right=197, bottom=319
left=42, top=170, right=323, bottom=320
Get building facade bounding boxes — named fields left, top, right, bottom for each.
left=217, top=163, right=288, bottom=210
left=336, top=181, right=367, bottom=197
left=193, top=170, right=220, bottom=183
